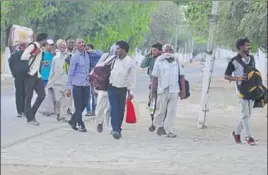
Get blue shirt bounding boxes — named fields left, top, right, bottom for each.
left=88, top=50, right=103, bottom=70
left=66, top=51, right=90, bottom=90
left=41, top=51, right=53, bottom=80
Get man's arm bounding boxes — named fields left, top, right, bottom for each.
left=21, top=44, right=34, bottom=60
left=224, top=61, right=244, bottom=81
left=127, top=59, right=137, bottom=95
left=151, top=60, right=159, bottom=95
left=140, top=55, right=151, bottom=68
left=47, top=57, right=56, bottom=81
left=66, top=54, right=77, bottom=90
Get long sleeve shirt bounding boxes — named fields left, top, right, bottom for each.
left=105, top=55, right=136, bottom=95
left=46, top=51, right=69, bottom=91
left=140, top=55, right=156, bottom=81
left=21, top=42, right=43, bottom=78
left=66, top=51, right=90, bottom=90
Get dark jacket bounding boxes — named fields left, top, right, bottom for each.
left=8, top=50, right=23, bottom=78
left=88, top=50, right=103, bottom=71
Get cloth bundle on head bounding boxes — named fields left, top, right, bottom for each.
left=109, top=43, right=117, bottom=56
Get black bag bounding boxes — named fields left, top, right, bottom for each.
left=17, top=43, right=38, bottom=77
left=176, top=58, right=190, bottom=98
left=8, top=50, right=23, bottom=77
left=235, top=56, right=266, bottom=101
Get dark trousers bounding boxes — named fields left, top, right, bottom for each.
left=24, top=74, right=46, bottom=122
left=14, top=77, right=25, bottom=115
left=107, top=85, right=127, bottom=133
left=69, top=85, right=89, bottom=128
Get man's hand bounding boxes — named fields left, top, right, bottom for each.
left=31, top=48, right=41, bottom=56
left=127, top=94, right=134, bottom=101
left=65, top=89, right=71, bottom=97
left=237, top=76, right=246, bottom=81
left=179, top=90, right=186, bottom=100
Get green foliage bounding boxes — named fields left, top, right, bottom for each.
left=1, top=1, right=157, bottom=52
left=217, top=1, right=267, bottom=52
left=173, top=0, right=267, bottom=52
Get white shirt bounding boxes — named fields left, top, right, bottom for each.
left=105, top=55, right=136, bottom=95
left=152, top=53, right=185, bottom=94
left=21, top=42, right=43, bottom=78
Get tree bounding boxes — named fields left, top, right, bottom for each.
left=1, top=1, right=157, bottom=52
left=173, top=0, right=267, bottom=52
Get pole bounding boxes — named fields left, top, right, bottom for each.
left=175, top=25, right=178, bottom=52
left=197, top=0, right=219, bottom=129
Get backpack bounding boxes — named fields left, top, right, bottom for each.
left=235, top=56, right=267, bottom=100
left=17, top=42, right=38, bottom=77
left=89, top=54, right=116, bottom=91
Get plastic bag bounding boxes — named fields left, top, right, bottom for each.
left=125, top=100, right=137, bottom=124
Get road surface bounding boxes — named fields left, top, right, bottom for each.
left=1, top=58, right=267, bottom=175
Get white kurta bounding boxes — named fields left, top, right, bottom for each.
left=39, top=51, right=70, bottom=116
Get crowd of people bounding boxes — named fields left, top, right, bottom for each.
left=8, top=34, right=265, bottom=143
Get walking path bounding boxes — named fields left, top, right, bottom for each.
left=1, top=64, right=267, bottom=175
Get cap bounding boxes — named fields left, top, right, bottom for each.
left=47, top=39, right=54, bottom=45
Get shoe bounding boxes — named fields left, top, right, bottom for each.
left=78, top=126, right=87, bottom=132
left=56, top=115, right=67, bottom=122
left=17, top=114, right=22, bottom=118
left=68, top=120, right=78, bottom=131
left=67, top=109, right=72, bottom=115
left=28, top=119, right=40, bottom=126
left=97, top=124, right=103, bottom=133
left=156, top=127, right=166, bottom=136
left=86, top=112, right=95, bottom=117
left=149, top=124, right=156, bottom=132
left=112, top=131, right=121, bottom=139
left=232, top=131, right=242, bottom=144
left=166, top=132, right=177, bottom=138
left=246, top=137, right=255, bottom=146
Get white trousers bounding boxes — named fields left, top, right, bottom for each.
left=235, top=99, right=254, bottom=137
left=153, top=89, right=178, bottom=133
left=95, top=90, right=110, bottom=126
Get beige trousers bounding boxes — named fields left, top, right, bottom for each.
left=49, top=88, right=69, bottom=118
left=95, top=90, right=110, bottom=126
left=153, top=88, right=178, bottom=133
left=235, top=99, right=254, bottom=137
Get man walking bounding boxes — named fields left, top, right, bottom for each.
left=8, top=42, right=27, bottom=118
left=65, top=38, right=76, bottom=115
left=151, top=44, right=186, bottom=138
left=91, top=43, right=118, bottom=133
left=41, top=39, right=55, bottom=87
left=105, top=41, right=136, bottom=139
left=140, top=43, right=162, bottom=131
left=66, top=39, right=90, bottom=132
left=21, top=33, right=48, bottom=126
left=224, top=37, right=256, bottom=145
left=85, top=44, right=102, bottom=116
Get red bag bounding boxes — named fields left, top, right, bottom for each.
left=125, top=100, right=137, bottom=124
